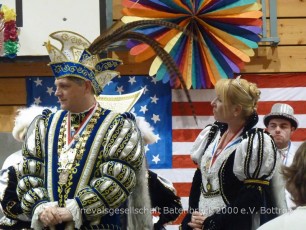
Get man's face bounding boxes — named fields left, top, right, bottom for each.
left=54, top=78, right=87, bottom=112
left=267, top=118, right=295, bottom=149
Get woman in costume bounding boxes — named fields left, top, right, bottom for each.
left=181, top=77, right=278, bottom=230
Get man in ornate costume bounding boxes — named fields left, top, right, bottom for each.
left=13, top=31, right=144, bottom=230
left=264, top=103, right=299, bottom=210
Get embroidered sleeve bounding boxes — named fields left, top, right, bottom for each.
left=233, top=128, right=278, bottom=182
left=0, top=165, right=29, bottom=223
left=75, top=112, right=144, bottom=221
left=190, top=125, right=212, bottom=165
left=201, top=129, right=278, bottom=230
left=17, top=109, right=52, bottom=217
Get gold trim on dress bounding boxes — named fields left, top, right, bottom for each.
left=244, top=179, right=269, bottom=186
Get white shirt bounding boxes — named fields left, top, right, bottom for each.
left=257, top=206, right=306, bottom=230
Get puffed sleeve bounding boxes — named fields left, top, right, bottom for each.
left=233, top=128, right=278, bottom=182
left=203, top=128, right=278, bottom=230
left=190, top=125, right=212, bottom=165
left=75, top=112, right=145, bottom=221
left=0, top=164, right=30, bottom=225
left=17, top=109, right=52, bottom=217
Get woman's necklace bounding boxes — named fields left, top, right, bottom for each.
left=205, top=126, right=243, bottom=194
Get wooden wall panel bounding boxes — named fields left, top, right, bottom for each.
left=266, top=19, right=306, bottom=45
left=275, top=0, right=306, bottom=17
left=0, top=78, right=26, bottom=105
left=0, top=106, right=22, bottom=132
left=112, top=46, right=306, bottom=74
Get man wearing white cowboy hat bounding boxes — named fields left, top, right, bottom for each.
left=264, top=103, right=299, bottom=210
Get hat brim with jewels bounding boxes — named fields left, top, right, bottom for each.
left=263, top=103, right=298, bottom=129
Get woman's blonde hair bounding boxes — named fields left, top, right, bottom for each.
left=215, top=77, right=260, bottom=119
left=282, top=141, right=306, bottom=206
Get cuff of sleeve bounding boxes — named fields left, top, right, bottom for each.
left=31, top=201, right=57, bottom=230
left=66, top=199, right=82, bottom=229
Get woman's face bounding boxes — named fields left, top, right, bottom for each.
left=211, top=94, right=235, bottom=123
left=211, top=95, right=227, bottom=122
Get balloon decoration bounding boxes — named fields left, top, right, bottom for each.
left=122, top=0, right=262, bottom=89
left=0, top=4, right=19, bottom=58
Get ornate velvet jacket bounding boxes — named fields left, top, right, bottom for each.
left=16, top=104, right=144, bottom=229
left=181, top=114, right=278, bottom=230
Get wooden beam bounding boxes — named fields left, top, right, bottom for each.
left=0, top=62, right=51, bottom=77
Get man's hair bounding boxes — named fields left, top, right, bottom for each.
left=67, top=76, right=85, bottom=85
left=282, top=141, right=306, bottom=206
left=66, top=77, right=95, bottom=94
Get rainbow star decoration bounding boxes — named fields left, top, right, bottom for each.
left=122, top=0, right=262, bottom=89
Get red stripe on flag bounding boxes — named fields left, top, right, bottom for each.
left=257, top=101, right=306, bottom=115
left=173, top=129, right=202, bottom=142
left=243, top=74, right=306, bottom=88
left=173, top=155, right=197, bottom=168
left=172, top=102, right=213, bottom=116
left=173, top=101, right=306, bottom=116
left=174, top=183, right=192, bottom=197
left=173, top=129, right=306, bottom=142
left=292, top=129, right=306, bottom=141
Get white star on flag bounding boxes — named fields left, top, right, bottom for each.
left=152, top=154, right=160, bottom=164
left=34, top=97, right=42, bottom=105
left=150, top=95, right=159, bottom=104
left=34, top=78, right=43, bottom=86
left=139, top=105, right=148, bottom=114
left=46, top=87, right=55, bottom=96
left=144, top=145, right=150, bottom=153
left=154, top=134, right=161, bottom=143
left=141, top=85, right=149, bottom=94
left=151, top=76, right=158, bottom=84
left=128, top=76, right=136, bottom=85
left=151, top=114, right=160, bottom=124
left=116, top=86, right=124, bottom=94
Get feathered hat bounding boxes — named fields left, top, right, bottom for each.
left=44, top=20, right=196, bottom=120
left=44, top=31, right=122, bottom=95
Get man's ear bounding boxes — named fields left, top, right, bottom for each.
left=84, top=80, right=93, bottom=93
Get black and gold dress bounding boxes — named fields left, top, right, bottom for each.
left=181, top=114, right=278, bottom=230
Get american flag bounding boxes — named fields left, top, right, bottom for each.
left=27, top=74, right=306, bottom=229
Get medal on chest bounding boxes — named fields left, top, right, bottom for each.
left=58, top=148, right=77, bottom=185
left=206, top=178, right=212, bottom=194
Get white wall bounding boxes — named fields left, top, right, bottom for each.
left=1, top=0, right=100, bottom=56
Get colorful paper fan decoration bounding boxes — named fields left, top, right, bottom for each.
left=122, top=0, right=262, bottom=89
left=0, top=4, right=19, bottom=58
